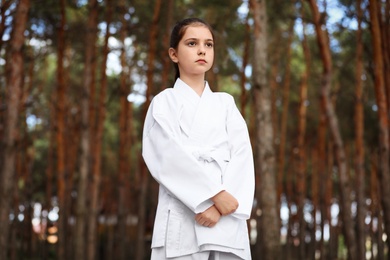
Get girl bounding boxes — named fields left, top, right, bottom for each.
left=142, top=18, right=255, bottom=260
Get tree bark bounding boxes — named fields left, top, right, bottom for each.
left=65, top=103, right=80, bottom=259
left=309, top=148, right=319, bottom=259
left=316, top=85, right=327, bottom=260
left=74, top=0, right=98, bottom=259
left=326, top=141, right=335, bottom=260
left=0, top=0, right=30, bottom=258
left=136, top=1, right=162, bottom=259
left=354, top=1, right=366, bottom=258
left=368, top=0, right=390, bottom=253
left=87, top=1, right=113, bottom=259
left=277, top=22, right=294, bottom=225
left=55, top=1, right=67, bottom=259
left=160, top=0, right=174, bottom=90
left=240, top=13, right=250, bottom=117
left=269, top=35, right=282, bottom=207
left=308, top=0, right=357, bottom=258
left=278, top=23, right=295, bottom=259
left=143, top=0, right=162, bottom=110
left=295, top=15, right=309, bottom=259
left=44, top=99, right=55, bottom=259
left=116, top=1, right=130, bottom=258
left=370, top=154, right=384, bottom=260
left=249, top=0, right=280, bottom=259
left=380, top=0, right=390, bottom=124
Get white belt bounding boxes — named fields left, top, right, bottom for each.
left=186, top=146, right=230, bottom=173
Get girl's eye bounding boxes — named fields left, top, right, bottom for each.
left=188, top=41, right=196, bottom=46
left=206, top=42, right=213, bottom=48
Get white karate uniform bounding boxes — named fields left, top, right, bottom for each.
left=142, top=78, right=255, bottom=260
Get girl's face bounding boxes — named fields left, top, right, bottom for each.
left=169, top=25, right=214, bottom=79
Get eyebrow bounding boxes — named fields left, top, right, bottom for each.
left=184, top=38, right=214, bottom=42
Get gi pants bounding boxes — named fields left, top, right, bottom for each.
left=151, top=247, right=242, bottom=260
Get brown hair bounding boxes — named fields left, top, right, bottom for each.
left=170, top=18, right=214, bottom=80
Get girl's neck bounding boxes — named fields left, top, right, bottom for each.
left=180, top=75, right=205, bottom=96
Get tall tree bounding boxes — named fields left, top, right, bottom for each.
left=249, top=0, right=280, bottom=259
left=368, top=0, right=390, bottom=252
left=295, top=16, right=309, bottom=260
left=297, top=8, right=313, bottom=258
left=116, top=0, right=130, bottom=259
left=380, top=0, right=390, bottom=119
left=55, top=0, right=67, bottom=259
left=160, top=0, right=174, bottom=90
left=87, top=0, right=113, bottom=259
left=0, top=0, right=30, bottom=258
left=276, top=24, right=294, bottom=253
left=277, top=21, right=294, bottom=198
left=136, top=1, right=162, bottom=259
left=74, top=0, right=98, bottom=259
left=354, top=0, right=366, bottom=258
left=269, top=33, right=282, bottom=207
left=307, top=0, right=357, bottom=258
left=370, top=154, right=385, bottom=259
left=240, top=13, right=250, bottom=116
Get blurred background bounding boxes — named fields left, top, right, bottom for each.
left=0, top=0, right=389, bottom=259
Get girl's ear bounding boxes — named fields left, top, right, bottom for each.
left=169, top=48, right=178, bottom=63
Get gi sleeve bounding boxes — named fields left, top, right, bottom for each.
left=142, top=95, right=223, bottom=214
left=223, top=95, right=255, bottom=220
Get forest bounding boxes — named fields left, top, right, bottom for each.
left=0, top=0, right=389, bottom=259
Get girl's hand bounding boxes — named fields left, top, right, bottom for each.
left=195, top=205, right=221, bottom=227
left=211, top=190, right=238, bottom=216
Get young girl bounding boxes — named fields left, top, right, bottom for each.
left=142, top=18, right=255, bottom=260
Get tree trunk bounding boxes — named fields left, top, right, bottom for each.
left=22, top=46, right=35, bottom=259
left=20, top=128, right=34, bottom=259
left=326, top=141, right=335, bottom=260
left=65, top=88, right=80, bottom=259
left=354, top=1, right=366, bottom=258
left=371, top=154, right=385, bottom=259
left=56, top=1, right=67, bottom=259
left=45, top=96, right=55, bottom=260
left=136, top=158, right=150, bottom=260
left=368, top=0, right=390, bottom=254
left=40, top=54, right=54, bottom=259
left=380, top=0, right=390, bottom=123
left=310, top=148, right=319, bottom=259
left=74, top=0, right=98, bottom=259
left=136, top=1, right=162, bottom=259
left=144, top=0, right=162, bottom=109
left=279, top=22, right=295, bottom=260
left=0, top=0, right=30, bottom=258
left=240, top=13, right=250, bottom=117
left=160, top=0, right=174, bottom=90
left=269, top=36, right=282, bottom=207
left=295, top=19, right=309, bottom=260
left=317, top=99, right=327, bottom=260
left=249, top=0, right=280, bottom=259
left=277, top=23, right=294, bottom=232
left=308, top=1, right=357, bottom=259
left=87, top=1, right=113, bottom=259
left=116, top=1, right=130, bottom=258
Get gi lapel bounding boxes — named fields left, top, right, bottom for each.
left=174, top=79, right=200, bottom=138
left=188, top=82, right=214, bottom=145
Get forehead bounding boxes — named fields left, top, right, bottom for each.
left=182, top=25, right=213, bottom=40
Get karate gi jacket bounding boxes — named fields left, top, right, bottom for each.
left=142, top=78, right=255, bottom=259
